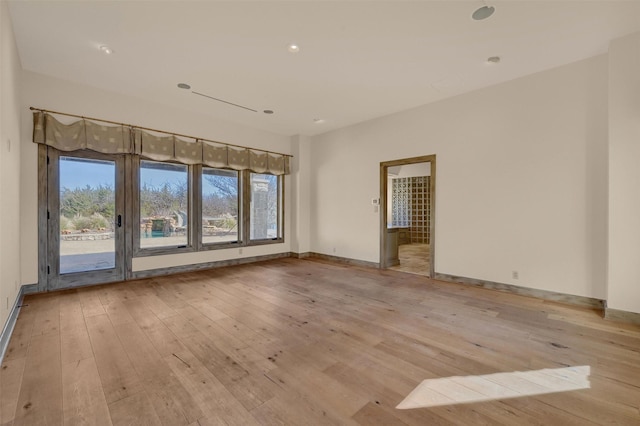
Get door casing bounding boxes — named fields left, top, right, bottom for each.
left=41, top=146, right=126, bottom=291
left=379, top=154, right=436, bottom=277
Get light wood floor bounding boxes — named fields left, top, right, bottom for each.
left=1, top=258, right=639, bottom=425
left=389, top=243, right=430, bottom=276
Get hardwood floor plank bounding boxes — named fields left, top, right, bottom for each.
left=164, top=349, right=260, bottom=426
left=80, top=289, right=107, bottom=318
left=0, top=356, right=26, bottom=425
left=264, top=363, right=369, bottom=419
left=250, top=391, right=355, bottom=426
left=104, top=301, right=136, bottom=326
left=58, top=290, right=85, bottom=333
left=2, top=301, right=36, bottom=361
left=62, top=357, right=112, bottom=426
left=31, top=294, right=61, bottom=337
left=176, top=329, right=277, bottom=411
left=5, top=258, right=640, bottom=425
left=113, top=321, right=203, bottom=425
left=61, top=328, right=94, bottom=367
left=191, top=415, right=231, bottom=426
left=133, top=313, right=186, bottom=358
left=176, top=305, right=274, bottom=372
left=140, top=294, right=179, bottom=320
left=96, top=284, right=137, bottom=307
left=85, top=314, right=144, bottom=404
left=352, top=402, right=411, bottom=426
left=13, top=333, right=63, bottom=426
left=108, top=392, right=162, bottom=426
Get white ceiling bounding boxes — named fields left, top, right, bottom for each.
left=8, top=1, right=640, bottom=137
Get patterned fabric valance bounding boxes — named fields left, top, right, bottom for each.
left=32, top=111, right=290, bottom=175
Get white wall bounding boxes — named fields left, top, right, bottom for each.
left=389, top=162, right=431, bottom=178
left=608, top=32, right=640, bottom=314
left=311, top=55, right=609, bottom=300
left=20, top=71, right=293, bottom=282
left=289, top=134, right=312, bottom=254
left=0, top=0, right=23, bottom=327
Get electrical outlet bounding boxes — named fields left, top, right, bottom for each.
left=332, top=247, right=336, bottom=253
left=239, top=248, right=243, bottom=255
left=512, top=271, right=519, bottom=279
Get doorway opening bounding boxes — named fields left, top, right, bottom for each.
left=39, top=146, right=126, bottom=291
left=380, top=155, right=435, bottom=277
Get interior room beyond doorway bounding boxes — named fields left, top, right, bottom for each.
left=382, top=159, right=433, bottom=277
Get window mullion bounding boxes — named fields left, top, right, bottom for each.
left=192, top=164, right=201, bottom=251
left=242, top=170, right=251, bottom=246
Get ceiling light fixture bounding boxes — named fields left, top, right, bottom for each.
left=263, top=110, right=274, bottom=114
left=287, top=43, right=300, bottom=53
left=177, top=83, right=191, bottom=90
left=486, top=56, right=501, bottom=64
left=472, top=5, right=495, bottom=21
left=99, top=45, right=114, bottom=55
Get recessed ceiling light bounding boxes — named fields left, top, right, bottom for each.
left=263, top=110, right=274, bottom=114
left=177, top=83, right=191, bottom=90
left=486, top=56, right=501, bottom=64
left=313, top=118, right=325, bottom=124
left=99, top=45, right=113, bottom=55
left=472, top=5, right=495, bottom=21
left=287, top=43, right=300, bottom=53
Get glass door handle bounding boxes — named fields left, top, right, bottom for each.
left=117, top=215, right=122, bottom=228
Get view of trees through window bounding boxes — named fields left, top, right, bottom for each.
left=202, top=168, right=239, bottom=244
left=57, top=157, right=281, bottom=268
left=139, top=160, right=188, bottom=248
left=59, top=157, right=116, bottom=274
left=60, top=184, right=115, bottom=231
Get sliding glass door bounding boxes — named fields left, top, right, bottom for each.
left=47, top=149, right=125, bottom=290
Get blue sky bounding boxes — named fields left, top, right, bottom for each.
left=59, top=157, right=224, bottom=193
left=60, top=158, right=115, bottom=189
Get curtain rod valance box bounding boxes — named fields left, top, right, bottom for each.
left=32, top=111, right=290, bottom=175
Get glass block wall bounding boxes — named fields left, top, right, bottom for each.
left=391, top=178, right=410, bottom=227
left=391, top=176, right=430, bottom=244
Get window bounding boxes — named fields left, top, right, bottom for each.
left=135, top=163, right=283, bottom=255
left=59, top=156, right=116, bottom=274
left=139, top=160, right=189, bottom=249
left=250, top=173, right=282, bottom=241
left=202, top=168, right=239, bottom=245
left=35, top=111, right=289, bottom=290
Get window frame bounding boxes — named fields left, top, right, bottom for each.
left=197, top=165, right=243, bottom=251
left=133, top=161, right=284, bottom=258
left=43, top=147, right=127, bottom=291
left=132, top=157, right=196, bottom=257
left=247, top=172, right=284, bottom=245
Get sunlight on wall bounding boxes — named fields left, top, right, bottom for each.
left=396, top=366, right=590, bottom=409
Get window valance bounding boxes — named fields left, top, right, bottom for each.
left=32, top=111, right=290, bottom=175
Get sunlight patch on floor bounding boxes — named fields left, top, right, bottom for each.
left=396, top=366, right=590, bottom=409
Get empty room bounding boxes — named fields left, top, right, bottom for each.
left=1, top=1, right=639, bottom=424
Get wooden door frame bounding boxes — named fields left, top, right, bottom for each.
left=40, top=147, right=126, bottom=291
left=379, top=154, right=436, bottom=278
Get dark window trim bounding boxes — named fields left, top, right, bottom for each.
left=134, top=162, right=285, bottom=258
left=197, top=165, right=243, bottom=251
left=248, top=172, right=285, bottom=244
left=132, top=157, right=196, bottom=258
